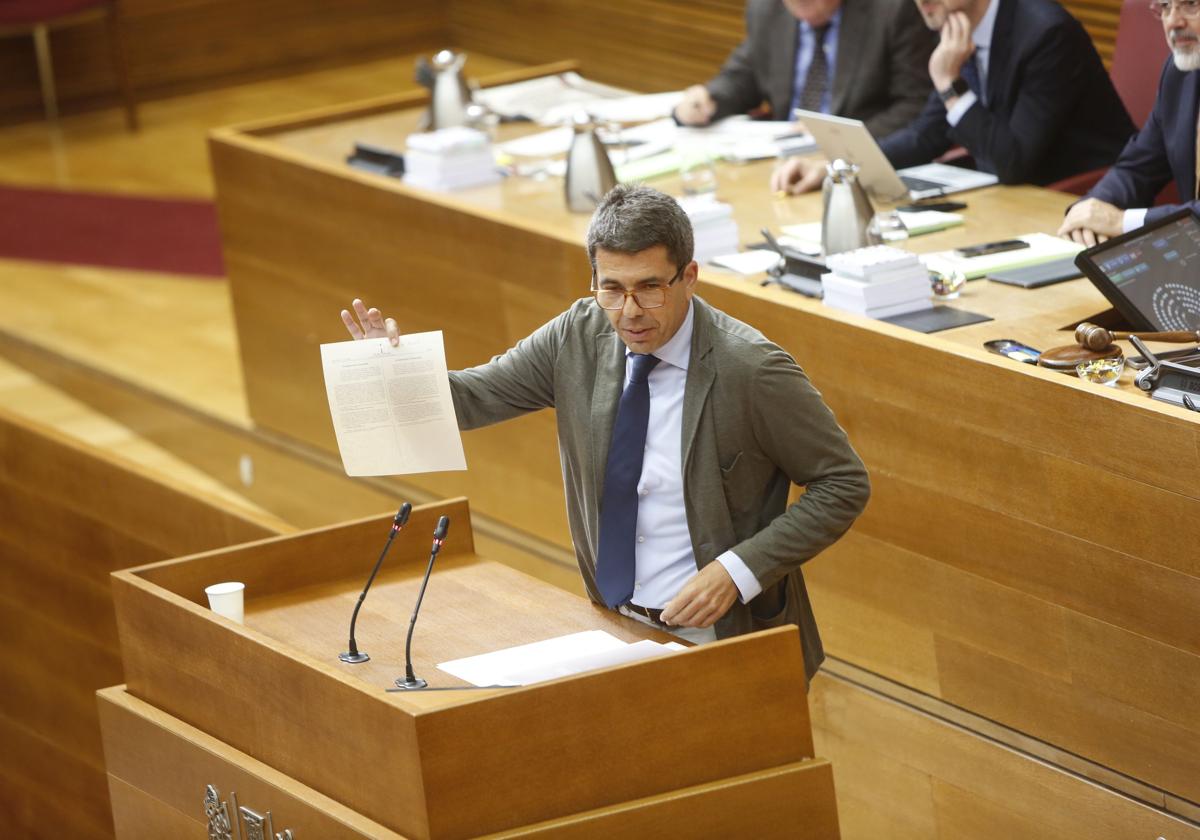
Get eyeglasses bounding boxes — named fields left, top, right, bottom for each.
left=1150, top=0, right=1200, bottom=18
left=590, top=264, right=686, bottom=310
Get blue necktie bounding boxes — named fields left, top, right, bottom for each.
left=596, top=353, right=660, bottom=608
left=960, top=53, right=982, bottom=102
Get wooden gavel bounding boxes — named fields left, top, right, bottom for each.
left=1075, top=322, right=1200, bottom=351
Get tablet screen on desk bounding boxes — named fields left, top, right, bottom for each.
left=1075, top=209, right=1200, bottom=332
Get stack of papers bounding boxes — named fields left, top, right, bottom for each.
left=921, top=233, right=1083, bottom=279
left=403, top=127, right=501, bottom=191
left=679, top=195, right=740, bottom=261
left=822, top=246, right=933, bottom=318
left=895, top=209, right=965, bottom=236
left=437, top=630, right=686, bottom=687
left=473, top=72, right=631, bottom=122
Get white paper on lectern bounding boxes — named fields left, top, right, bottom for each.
left=436, top=630, right=686, bottom=687
left=499, top=639, right=686, bottom=686
left=320, top=333, right=467, bottom=476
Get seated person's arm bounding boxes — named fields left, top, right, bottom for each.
left=674, top=84, right=718, bottom=126
left=944, top=21, right=1095, bottom=184
left=1057, top=198, right=1124, bottom=247
left=769, top=155, right=829, bottom=195
left=1057, top=110, right=1180, bottom=246
left=685, top=7, right=771, bottom=125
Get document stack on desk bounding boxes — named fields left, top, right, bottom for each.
left=403, top=127, right=501, bottom=191
left=679, top=195, right=740, bottom=262
left=822, top=246, right=933, bottom=319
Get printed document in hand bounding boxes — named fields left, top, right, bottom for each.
left=320, top=332, right=466, bottom=476
left=437, top=630, right=686, bottom=687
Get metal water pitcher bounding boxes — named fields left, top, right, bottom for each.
left=564, top=112, right=617, bottom=213
left=821, top=159, right=880, bottom=256
left=427, top=50, right=473, bottom=130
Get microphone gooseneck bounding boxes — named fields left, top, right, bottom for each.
left=395, top=515, right=451, bottom=690
left=339, top=502, right=412, bottom=664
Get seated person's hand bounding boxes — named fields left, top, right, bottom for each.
left=770, top=156, right=827, bottom=195
left=674, top=85, right=717, bottom=126
left=341, top=298, right=400, bottom=346
left=1057, top=198, right=1123, bottom=248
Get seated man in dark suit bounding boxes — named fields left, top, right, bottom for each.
left=1058, top=0, right=1200, bottom=246
left=674, top=0, right=935, bottom=139
left=771, top=0, right=1135, bottom=194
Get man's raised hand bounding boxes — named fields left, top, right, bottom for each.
left=341, top=298, right=400, bottom=346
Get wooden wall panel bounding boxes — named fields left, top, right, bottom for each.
left=0, top=408, right=287, bottom=839
left=450, top=0, right=746, bottom=92
left=935, top=638, right=1200, bottom=799
left=0, top=0, right=449, bottom=120
left=810, top=674, right=1200, bottom=840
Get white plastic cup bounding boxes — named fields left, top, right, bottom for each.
left=204, top=581, right=245, bottom=624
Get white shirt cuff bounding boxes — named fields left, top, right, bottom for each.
left=1123, top=208, right=1149, bottom=233
left=716, top=550, right=763, bottom=603
left=945, top=91, right=978, bottom=126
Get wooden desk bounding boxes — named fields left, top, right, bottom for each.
left=108, top=499, right=838, bottom=839
left=209, top=82, right=1200, bottom=817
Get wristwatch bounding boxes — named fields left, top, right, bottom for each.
left=937, top=78, right=970, bottom=104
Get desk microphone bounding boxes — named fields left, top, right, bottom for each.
left=339, top=503, right=412, bottom=664
left=394, top=515, right=450, bottom=690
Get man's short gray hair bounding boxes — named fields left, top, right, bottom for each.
left=585, top=184, right=694, bottom=272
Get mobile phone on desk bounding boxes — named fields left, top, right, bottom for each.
left=955, top=239, right=1030, bottom=259
left=983, top=339, right=1041, bottom=365
left=898, top=201, right=968, bottom=213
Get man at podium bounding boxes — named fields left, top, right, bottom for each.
left=341, top=185, right=869, bottom=681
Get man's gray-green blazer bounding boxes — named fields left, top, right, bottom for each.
left=449, top=296, right=870, bottom=680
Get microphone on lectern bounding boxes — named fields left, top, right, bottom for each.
left=394, top=515, right=450, bottom=690
left=339, top=503, right=412, bottom=664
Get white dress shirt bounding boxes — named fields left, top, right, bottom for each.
left=946, top=0, right=999, bottom=126
left=626, top=301, right=763, bottom=613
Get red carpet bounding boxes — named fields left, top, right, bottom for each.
left=0, top=185, right=225, bottom=277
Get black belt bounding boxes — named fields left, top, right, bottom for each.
left=624, top=603, right=667, bottom=626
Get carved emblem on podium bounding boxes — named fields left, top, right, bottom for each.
left=204, top=784, right=295, bottom=840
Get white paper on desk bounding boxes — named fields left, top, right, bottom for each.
left=781, top=210, right=963, bottom=250
left=682, top=117, right=815, bottom=161
left=708, top=249, right=784, bottom=275
left=438, top=630, right=627, bottom=686
left=921, top=232, right=1083, bottom=279
left=541, top=91, right=684, bottom=126
left=779, top=223, right=824, bottom=254
left=437, top=630, right=686, bottom=687
left=320, top=333, right=466, bottom=476
left=499, top=639, right=685, bottom=685
left=499, top=118, right=676, bottom=162
left=474, top=72, right=630, bottom=121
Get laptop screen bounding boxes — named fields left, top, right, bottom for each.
left=1076, top=210, right=1200, bottom=332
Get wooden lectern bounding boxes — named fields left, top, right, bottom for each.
left=100, top=499, right=839, bottom=838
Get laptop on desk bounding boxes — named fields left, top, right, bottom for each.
left=794, top=110, right=999, bottom=200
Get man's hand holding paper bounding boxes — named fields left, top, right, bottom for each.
left=322, top=299, right=465, bottom=476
